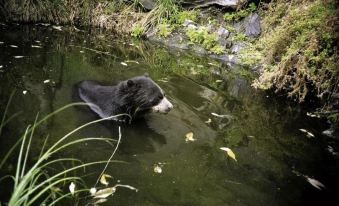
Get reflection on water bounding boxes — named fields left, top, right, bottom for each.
left=0, top=24, right=338, bottom=206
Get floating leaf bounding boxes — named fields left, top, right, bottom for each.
left=299, top=129, right=315, bottom=138
left=185, top=132, right=196, bottom=142
left=31, top=45, right=42, bottom=48
left=205, top=118, right=212, bottom=124
left=52, top=25, right=62, bottom=31
left=211, top=112, right=232, bottom=118
left=220, top=147, right=237, bottom=162
left=90, top=187, right=97, bottom=196
left=100, top=174, right=112, bottom=186
left=154, top=165, right=162, bottom=173
left=306, top=177, right=326, bottom=190
left=43, top=79, right=50, bottom=84
left=120, top=62, right=128, bottom=66
left=94, top=187, right=116, bottom=199
left=69, top=182, right=75, bottom=195
left=215, top=80, right=223, bottom=83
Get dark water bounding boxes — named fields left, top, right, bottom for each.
left=0, top=24, right=338, bottom=206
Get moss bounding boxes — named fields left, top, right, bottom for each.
left=131, top=24, right=145, bottom=38
left=185, top=27, right=224, bottom=54
left=171, top=10, right=198, bottom=25
left=157, top=23, right=174, bottom=37
left=250, top=0, right=338, bottom=104
left=223, top=3, right=256, bottom=22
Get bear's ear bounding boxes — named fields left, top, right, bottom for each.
left=127, top=79, right=134, bottom=87
left=144, top=73, right=149, bottom=77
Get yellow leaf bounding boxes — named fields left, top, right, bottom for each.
left=205, top=118, right=212, bottom=124
left=220, top=147, right=237, bottom=162
left=100, top=174, right=112, bottom=186
left=185, top=132, right=196, bottom=142
left=154, top=165, right=162, bottom=173
left=94, top=187, right=116, bottom=199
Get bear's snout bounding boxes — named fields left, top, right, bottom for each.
left=152, top=97, right=173, bottom=114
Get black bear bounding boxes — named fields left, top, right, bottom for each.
left=77, top=75, right=173, bottom=122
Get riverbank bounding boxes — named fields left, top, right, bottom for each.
left=1, top=0, right=338, bottom=122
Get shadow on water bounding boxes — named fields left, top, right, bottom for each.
left=0, top=24, right=338, bottom=206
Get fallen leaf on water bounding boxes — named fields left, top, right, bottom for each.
left=306, top=176, right=326, bottom=190
left=125, top=60, right=139, bottom=64
left=154, top=165, right=162, bottom=173
left=94, top=187, right=116, bottom=199
left=52, top=25, right=62, bottom=31
left=90, top=187, right=97, bottom=195
left=100, top=174, right=112, bottom=186
left=220, top=147, right=237, bottom=162
left=31, top=45, right=42, bottom=48
left=69, top=182, right=75, bottom=195
left=205, top=118, right=212, bottom=124
left=299, top=129, right=315, bottom=138
left=43, top=79, right=50, bottom=84
left=185, top=132, right=196, bottom=142
left=215, top=80, right=223, bottom=83
left=120, top=62, right=128, bottom=66
left=211, top=112, right=231, bottom=118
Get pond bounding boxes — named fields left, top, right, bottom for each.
left=0, top=24, right=338, bottom=206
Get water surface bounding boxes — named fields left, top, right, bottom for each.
left=0, top=24, right=338, bottom=206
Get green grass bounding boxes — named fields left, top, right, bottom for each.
left=0, top=98, right=127, bottom=205
left=223, top=3, right=256, bottom=22
left=185, top=26, right=224, bottom=54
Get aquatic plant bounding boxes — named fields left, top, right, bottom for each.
left=0, top=99, right=127, bottom=205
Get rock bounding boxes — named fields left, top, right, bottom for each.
left=234, top=12, right=261, bottom=38
left=181, top=0, right=245, bottom=9
left=182, top=19, right=196, bottom=27
left=187, top=24, right=197, bottom=29
left=139, top=0, right=156, bottom=10
left=217, top=27, right=230, bottom=39
left=230, top=41, right=245, bottom=53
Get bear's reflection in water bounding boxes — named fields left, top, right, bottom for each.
left=75, top=104, right=167, bottom=155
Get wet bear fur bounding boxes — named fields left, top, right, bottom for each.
left=77, top=75, right=173, bottom=123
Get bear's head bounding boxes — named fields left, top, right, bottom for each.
left=119, top=75, right=173, bottom=115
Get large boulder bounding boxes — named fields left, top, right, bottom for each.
left=234, top=12, right=261, bottom=38
left=139, top=0, right=156, bottom=10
